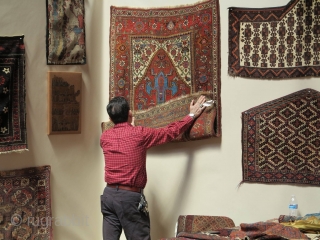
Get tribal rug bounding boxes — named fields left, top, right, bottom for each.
left=0, top=165, right=52, bottom=239
left=102, top=92, right=217, bottom=141
left=242, top=88, right=320, bottom=185
left=159, top=215, right=236, bottom=240
left=46, top=0, right=86, bottom=65
left=175, top=215, right=235, bottom=234
left=109, top=0, right=221, bottom=138
left=229, top=0, right=320, bottom=79
left=0, top=36, right=27, bottom=154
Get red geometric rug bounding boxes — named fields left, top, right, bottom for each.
left=109, top=0, right=221, bottom=138
left=242, top=88, right=320, bottom=185
left=0, top=165, right=52, bottom=239
left=0, top=36, right=27, bottom=154
left=229, top=0, right=320, bottom=79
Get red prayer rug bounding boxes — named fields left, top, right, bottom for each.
left=0, top=36, right=27, bottom=154
left=242, top=88, right=320, bottom=185
left=109, top=0, right=221, bottom=138
left=0, top=165, right=52, bottom=239
left=46, top=0, right=86, bottom=65
left=229, top=0, right=320, bottom=79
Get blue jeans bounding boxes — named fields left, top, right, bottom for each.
left=101, top=186, right=151, bottom=240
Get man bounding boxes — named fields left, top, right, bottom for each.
left=100, top=95, right=206, bottom=240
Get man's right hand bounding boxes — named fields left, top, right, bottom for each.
left=189, top=95, right=206, bottom=118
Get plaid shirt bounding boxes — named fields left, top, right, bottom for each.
left=100, top=115, right=193, bottom=188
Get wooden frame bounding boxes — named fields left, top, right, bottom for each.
left=47, top=72, right=82, bottom=135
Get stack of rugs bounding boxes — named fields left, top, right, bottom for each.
left=159, top=214, right=320, bottom=240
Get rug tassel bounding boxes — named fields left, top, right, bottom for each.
left=236, top=181, right=244, bottom=189
left=0, top=149, right=29, bottom=154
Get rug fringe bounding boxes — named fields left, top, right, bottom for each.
left=0, top=149, right=29, bottom=154
left=111, top=0, right=211, bottom=10
left=132, top=91, right=214, bottom=114
left=237, top=181, right=244, bottom=189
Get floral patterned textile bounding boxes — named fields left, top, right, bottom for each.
left=0, top=36, right=27, bottom=154
left=46, top=0, right=86, bottom=64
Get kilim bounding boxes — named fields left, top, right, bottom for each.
left=0, top=165, right=52, bottom=239
left=46, top=0, right=86, bottom=65
left=102, top=92, right=217, bottom=141
left=229, top=0, right=320, bottom=79
left=109, top=0, right=221, bottom=138
left=0, top=36, right=27, bottom=154
left=242, top=88, right=320, bottom=185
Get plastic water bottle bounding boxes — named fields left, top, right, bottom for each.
left=289, top=195, right=298, bottom=217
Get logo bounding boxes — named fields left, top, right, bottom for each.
left=10, top=214, right=89, bottom=227
left=11, top=214, right=22, bottom=226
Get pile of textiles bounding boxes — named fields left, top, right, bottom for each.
left=279, top=213, right=320, bottom=234
left=160, top=222, right=309, bottom=239
left=229, top=221, right=308, bottom=239
left=159, top=214, right=320, bottom=239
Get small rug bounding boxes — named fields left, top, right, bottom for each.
left=176, top=215, right=235, bottom=235
left=0, top=36, right=27, bottom=154
left=109, top=0, right=221, bottom=138
left=46, top=0, right=86, bottom=64
left=229, top=0, right=320, bottom=78
left=0, top=165, right=52, bottom=239
left=102, top=92, right=217, bottom=141
left=242, top=88, right=320, bottom=185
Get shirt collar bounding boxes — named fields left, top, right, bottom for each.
left=113, top=122, right=132, bottom=128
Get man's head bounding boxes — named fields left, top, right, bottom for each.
left=107, top=96, right=130, bottom=124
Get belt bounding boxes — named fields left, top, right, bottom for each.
left=107, top=184, right=143, bottom=193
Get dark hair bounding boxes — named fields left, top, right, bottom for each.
left=107, top=97, right=130, bottom=124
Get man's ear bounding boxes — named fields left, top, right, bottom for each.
left=128, top=110, right=133, bottom=122
left=127, top=110, right=133, bottom=123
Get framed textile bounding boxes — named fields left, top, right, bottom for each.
left=109, top=0, right=221, bottom=139
left=242, top=88, right=320, bottom=186
left=229, top=0, right=320, bottom=79
left=0, top=165, right=52, bottom=239
left=47, top=72, right=82, bottom=135
left=0, top=36, right=27, bottom=154
left=46, top=0, right=86, bottom=65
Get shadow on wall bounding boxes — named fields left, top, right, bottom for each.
left=148, top=137, right=221, bottom=239
left=152, top=155, right=195, bottom=238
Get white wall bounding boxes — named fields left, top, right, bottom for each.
left=0, top=0, right=319, bottom=240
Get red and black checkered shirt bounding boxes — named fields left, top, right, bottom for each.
left=100, top=115, right=193, bottom=189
